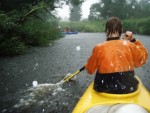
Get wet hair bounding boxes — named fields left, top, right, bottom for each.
left=105, top=17, right=122, bottom=38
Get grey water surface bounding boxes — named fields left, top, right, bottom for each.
left=0, top=33, right=150, bottom=113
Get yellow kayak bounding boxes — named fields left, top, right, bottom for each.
left=72, top=76, right=150, bottom=113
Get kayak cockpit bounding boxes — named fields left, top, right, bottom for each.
left=85, top=104, right=149, bottom=113
left=72, top=76, right=150, bottom=113
left=98, top=76, right=141, bottom=99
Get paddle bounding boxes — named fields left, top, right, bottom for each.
left=62, top=66, right=85, bottom=82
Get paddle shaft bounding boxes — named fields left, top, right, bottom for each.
left=63, top=66, right=85, bottom=82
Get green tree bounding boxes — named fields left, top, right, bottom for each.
left=89, top=0, right=128, bottom=20
left=88, top=3, right=102, bottom=21
left=89, top=0, right=150, bottom=20
left=69, top=5, right=82, bottom=21
left=137, top=0, right=150, bottom=18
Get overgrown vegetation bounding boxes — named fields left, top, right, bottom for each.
left=87, top=0, right=150, bottom=35
left=20, top=19, right=62, bottom=46
left=89, top=0, right=150, bottom=20
left=123, top=17, right=150, bottom=35
left=0, top=10, right=62, bottom=56
left=0, top=0, right=83, bottom=56
left=60, top=17, right=150, bottom=35
left=59, top=20, right=105, bottom=32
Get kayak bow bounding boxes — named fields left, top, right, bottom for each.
left=72, top=76, right=150, bottom=113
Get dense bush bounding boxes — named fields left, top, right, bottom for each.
left=0, top=11, right=27, bottom=56
left=0, top=37, right=27, bottom=56
left=0, top=11, right=63, bottom=56
left=20, top=18, right=63, bottom=46
left=138, top=18, right=150, bottom=35
left=123, top=17, right=150, bottom=35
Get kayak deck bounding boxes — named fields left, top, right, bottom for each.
left=72, top=76, right=150, bottom=113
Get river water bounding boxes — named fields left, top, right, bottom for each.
left=0, top=33, right=150, bottom=113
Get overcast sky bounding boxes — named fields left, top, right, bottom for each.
left=56, top=0, right=99, bottom=21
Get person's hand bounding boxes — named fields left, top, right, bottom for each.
left=123, top=31, right=133, bottom=41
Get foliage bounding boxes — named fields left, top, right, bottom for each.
left=69, top=5, right=82, bottom=21
left=69, top=0, right=83, bottom=21
left=59, top=20, right=105, bottom=32
left=88, top=0, right=150, bottom=35
left=70, top=0, right=84, bottom=6
left=20, top=18, right=62, bottom=46
left=60, top=17, right=150, bottom=35
left=0, top=0, right=83, bottom=56
left=0, top=0, right=83, bottom=12
left=88, top=0, right=150, bottom=20
left=0, top=11, right=27, bottom=56
left=0, top=5, right=62, bottom=56
left=0, top=11, right=63, bottom=55
left=123, top=17, right=150, bottom=35
left=88, top=3, right=102, bottom=21
left=89, top=0, right=127, bottom=20
left=0, top=37, right=27, bottom=56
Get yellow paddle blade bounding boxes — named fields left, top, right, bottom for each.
left=63, top=70, right=80, bottom=82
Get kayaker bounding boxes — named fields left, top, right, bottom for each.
left=85, top=17, right=148, bottom=94
left=64, top=27, right=70, bottom=32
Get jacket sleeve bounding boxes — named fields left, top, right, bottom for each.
left=130, top=40, right=148, bottom=68
left=85, top=46, right=99, bottom=75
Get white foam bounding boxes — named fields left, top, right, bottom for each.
left=13, top=80, right=66, bottom=109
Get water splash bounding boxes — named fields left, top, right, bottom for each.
left=13, top=80, right=66, bottom=109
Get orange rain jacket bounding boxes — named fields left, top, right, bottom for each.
left=85, top=39, right=148, bottom=75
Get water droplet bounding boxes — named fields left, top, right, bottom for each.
left=123, top=41, right=127, bottom=45
left=130, top=87, right=134, bottom=91
left=32, top=81, right=38, bottom=87
left=101, top=80, right=104, bottom=84
left=140, top=60, right=143, bottom=64
left=101, top=3, right=104, bottom=7
left=110, top=62, right=113, bottom=66
left=25, top=102, right=29, bottom=106
left=35, top=63, right=38, bottom=67
left=132, top=5, right=135, bottom=9
left=30, top=93, right=35, bottom=97
left=33, top=67, right=36, bottom=70
left=128, top=66, right=131, bottom=69
left=20, top=99, right=24, bottom=103
left=76, top=46, right=81, bottom=51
